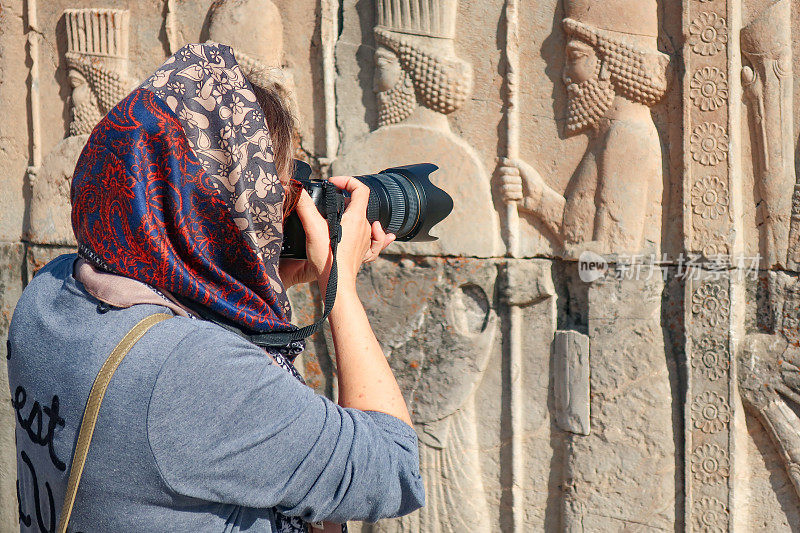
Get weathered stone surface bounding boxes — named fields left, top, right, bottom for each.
left=0, top=244, right=25, bottom=527
left=286, top=282, right=335, bottom=398
left=5, top=0, right=800, bottom=530
left=561, top=272, right=675, bottom=530
left=28, top=135, right=86, bottom=245
left=0, top=0, right=29, bottom=242
left=25, top=245, right=75, bottom=283
left=356, top=256, right=497, bottom=531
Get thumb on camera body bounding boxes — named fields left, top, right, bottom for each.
left=293, top=188, right=334, bottom=287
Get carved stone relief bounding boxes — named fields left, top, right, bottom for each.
left=355, top=258, right=496, bottom=532
left=63, top=9, right=130, bottom=137
left=739, top=329, right=800, bottom=500
left=500, top=0, right=669, bottom=258
left=682, top=0, right=737, bottom=527
left=738, top=0, right=800, bottom=501
left=559, top=272, right=676, bottom=530
left=28, top=8, right=131, bottom=246
left=333, top=0, right=500, bottom=258
left=499, top=1, right=676, bottom=529
left=9, top=0, right=800, bottom=530
left=741, top=0, right=795, bottom=269
left=333, top=3, right=503, bottom=529
left=552, top=330, right=589, bottom=436
left=206, top=0, right=301, bottom=126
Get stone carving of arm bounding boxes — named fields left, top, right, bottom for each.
left=499, top=158, right=566, bottom=242
left=740, top=335, right=800, bottom=499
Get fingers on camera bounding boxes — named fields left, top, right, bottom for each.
left=296, top=190, right=328, bottom=233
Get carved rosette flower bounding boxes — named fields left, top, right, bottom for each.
left=692, top=497, right=728, bottom=533
left=692, top=391, right=731, bottom=434
left=691, top=176, right=729, bottom=220
left=690, top=123, right=729, bottom=166
left=691, top=281, right=730, bottom=328
left=691, top=443, right=730, bottom=484
left=692, top=336, right=729, bottom=381
left=690, top=67, right=728, bottom=111
left=694, top=229, right=730, bottom=258
left=688, top=13, right=728, bottom=57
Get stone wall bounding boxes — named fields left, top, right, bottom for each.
left=2, top=0, right=800, bottom=530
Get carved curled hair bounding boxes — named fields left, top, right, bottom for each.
left=563, top=18, right=670, bottom=106
left=65, top=52, right=129, bottom=112
left=374, top=28, right=473, bottom=115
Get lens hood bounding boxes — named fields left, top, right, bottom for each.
left=378, top=164, right=453, bottom=242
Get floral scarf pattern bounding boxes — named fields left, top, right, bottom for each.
left=71, top=42, right=347, bottom=533
left=72, top=43, right=292, bottom=332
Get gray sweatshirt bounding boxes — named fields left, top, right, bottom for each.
left=7, top=254, right=424, bottom=532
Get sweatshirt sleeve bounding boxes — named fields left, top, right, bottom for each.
left=146, top=323, right=424, bottom=524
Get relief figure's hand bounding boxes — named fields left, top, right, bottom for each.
left=498, top=159, right=523, bottom=203
left=498, top=157, right=545, bottom=213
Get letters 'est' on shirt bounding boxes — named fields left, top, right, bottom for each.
left=7, top=255, right=425, bottom=532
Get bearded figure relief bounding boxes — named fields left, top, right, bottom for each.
left=501, top=0, right=669, bottom=257
left=64, top=10, right=130, bottom=137
left=335, top=0, right=500, bottom=257
left=738, top=0, right=800, bottom=506
left=28, top=9, right=131, bottom=246
left=335, top=1, right=498, bottom=531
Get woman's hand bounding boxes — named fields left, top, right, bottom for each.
left=278, top=187, right=331, bottom=289
left=328, top=176, right=395, bottom=290
left=279, top=177, right=395, bottom=291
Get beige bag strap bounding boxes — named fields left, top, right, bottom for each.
left=57, top=313, right=173, bottom=533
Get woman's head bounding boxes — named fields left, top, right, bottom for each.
left=71, top=43, right=296, bottom=332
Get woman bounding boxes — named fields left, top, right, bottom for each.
left=7, top=43, right=424, bottom=532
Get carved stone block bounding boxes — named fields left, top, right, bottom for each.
left=0, top=244, right=24, bottom=528
left=563, top=273, right=674, bottom=530
left=553, top=330, right=590, bottom=435
left=502, top=259, right=555, bottom=306
left=354, top=257, right=496, bottom=531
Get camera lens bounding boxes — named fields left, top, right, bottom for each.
left=281, top=162, right=453, bottom=259
left=354, top=164, right=452, bottom=242
left=355, top=173, right=418, bottom=238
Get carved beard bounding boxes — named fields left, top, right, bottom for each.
left=377, top=69, right=417, bottom=127
left=565, top=74, right=615, bottom=136
left=70, top=97, right=103, bottom=137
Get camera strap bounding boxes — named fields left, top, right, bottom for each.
left=249, top=181, right=345, bottom=348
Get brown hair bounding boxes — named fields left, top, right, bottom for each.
left=251, top=83, right=297, bottom=186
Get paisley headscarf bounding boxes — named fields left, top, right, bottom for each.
left=71, top=43, right=293, bottom=333
left=72, top=41, right=343, bottom=533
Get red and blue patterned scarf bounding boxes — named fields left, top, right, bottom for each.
left=71, top=43, right=293, bottom=333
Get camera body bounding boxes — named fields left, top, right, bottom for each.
left=281, top=161, right=453, bottom=259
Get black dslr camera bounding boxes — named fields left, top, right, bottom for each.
left=281, top=161, right=453, bottom=259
